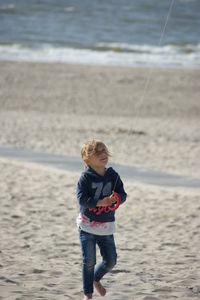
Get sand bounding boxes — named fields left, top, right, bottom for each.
left=0, top=61, right=200, bottom=299
left=0, top=61, right=200, bottom=178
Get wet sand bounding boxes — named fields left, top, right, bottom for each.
left=0, top=61, right=200, bottom=299
left=0, top=145, right=200, bottom=189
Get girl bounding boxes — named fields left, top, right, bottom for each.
left=76, top=140, right=127, bottom=299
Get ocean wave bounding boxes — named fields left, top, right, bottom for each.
left=0, top=4, right=15, bottom=13
left=95, top=42, right=200, bottom=55
left=0, top=43, right=199, bottom=69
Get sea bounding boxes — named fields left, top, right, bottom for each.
left=0, top=0, right=200, bottom=68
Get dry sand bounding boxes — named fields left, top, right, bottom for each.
left=0, top=61, right=200, bottom=177
left=0, top=160, right=199, bottom=300
left=0, top=61, right=200, bottom=299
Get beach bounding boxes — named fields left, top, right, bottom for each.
left=0, top=61, right=200, bottom=300
left=0, top=61, right=200, bottom=177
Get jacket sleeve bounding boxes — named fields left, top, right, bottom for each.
left=114, top=173, right=127, bottom=205
left=76, top=175, right=98, bottom=208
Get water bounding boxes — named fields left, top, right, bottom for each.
left=0, top=145, right=200, bottom=189
left=0, top=0, right=200, bottom=68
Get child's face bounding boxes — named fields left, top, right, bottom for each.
left=87, top=148, right=109, bottom=169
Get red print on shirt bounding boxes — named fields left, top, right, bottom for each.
left=89, top=192, right=120, bottom=215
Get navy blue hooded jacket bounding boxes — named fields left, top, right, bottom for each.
left=76, top=166, right=127, bottom=223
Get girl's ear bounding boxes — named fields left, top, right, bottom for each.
left=83, top=159, right=88, bottom=168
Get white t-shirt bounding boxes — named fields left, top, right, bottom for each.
left=77, top=213, right=115, bottom=236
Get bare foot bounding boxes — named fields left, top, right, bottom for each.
left=83, top=294, right=92, bottom=300
left=94, top=280, right=106, bottom=296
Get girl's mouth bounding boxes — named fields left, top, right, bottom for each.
left=100, top=157, right=108, bottom=162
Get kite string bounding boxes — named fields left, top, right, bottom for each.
left=135, top=0, right=175, bottom=120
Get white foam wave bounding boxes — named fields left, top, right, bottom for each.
left=0, top=43, right=199, bottom=68
left=96, top=42, right=200, bottom=55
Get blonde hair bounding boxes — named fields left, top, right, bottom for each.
left=81, top=140, right=110, bottom=166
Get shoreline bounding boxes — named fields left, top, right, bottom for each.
left=1, top=58, right=200, bottom=71
left=1, top=58, right=200, bottom=70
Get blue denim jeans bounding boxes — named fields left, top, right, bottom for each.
left=79, top=229, right=117, bottom=295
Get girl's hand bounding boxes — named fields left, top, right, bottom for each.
left=97, top=196, right=116, bottom=207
